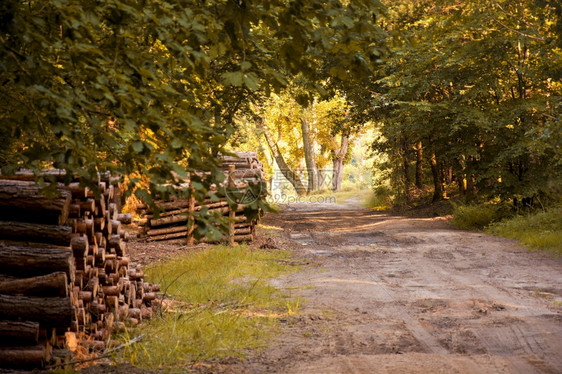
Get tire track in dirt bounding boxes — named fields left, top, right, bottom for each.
left=225, top=203, right=562, bottom=374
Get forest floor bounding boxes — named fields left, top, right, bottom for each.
left=221, top=198, right=562, bottom=374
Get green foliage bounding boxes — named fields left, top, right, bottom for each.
left=487, top=207, right=562, bottom=254
left=451, top=202, right=513, bottom=230
left=0, top=0, right=386, bottom=222
left=370, top=0, right=562, bottom=205
left=366, top=185, right=395, bottom=210
left=117, top=245, right=301, bottom=371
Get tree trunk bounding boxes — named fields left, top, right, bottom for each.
left=260, top=121, right=306, bottom=196
left=332, top=134, right=349, bottom=191
left=0, top=295, right=74, bottom=328
left=0, top=272, right=68, bottom=297
left=402, top=138, right=411, bottom=203
left=317, top=169, right=326, bottom=190
left=466, top=174, right=476, bottom=202
left=300, top=118, right=318, bottom=194
left=429, top=152, right=444, bottom=202
left=0, top=221, right=73, bottom=246
left=0, top=180, right=71, bottom=225
left=415, top=140, right=423, bottom=189
left=0, top=321, right=40, bottom=346
left=0, top=245, right=74, bottom=281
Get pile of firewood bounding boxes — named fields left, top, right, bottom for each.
left=137, top=151, right=265, bottom=243
left=0, top=171, right=159, bottom=369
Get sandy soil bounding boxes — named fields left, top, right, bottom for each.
left=224, top=200, right=562, bottom=374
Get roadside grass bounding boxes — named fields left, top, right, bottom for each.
left=450, top=201, right=512, bottom=229
left=487, top=207, right=562, bottom=255
left=452, top=202, right=562, bottom=255
left=115, top=245, right=300, bottom=371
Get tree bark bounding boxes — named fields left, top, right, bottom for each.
left=0, top=180, right=71, bottom=225
left=0, top=321, right=39, bottom=346
left=415, top=140, right=423, bottom=189
left=0, top=245, right=74, bottom=281
left=0, top=295, right=74, bottom=328
left=0, top=345, right=45, bottom=369
left=260, top=121, right=306, bottom=196
left=430, top=152, right=444, bottom=202
left=0, top=272, right=68, bottom=297
left=332, top=134, right=349, bottom=191
left=300, top=118, right=318, bottom=193
left=402, top=138, right=411, bottom=203
left=0, top=221, right=73, bottom=246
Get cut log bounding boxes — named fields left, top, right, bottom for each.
left=0, top=295, right=74, bottom=328
left=76, top=198, right=95, bottom=213
left=146, top=225, right=190, bottom=236
left=0, top=321, right=39, bottom=346
left=146, top=230, right=189, bottom=242
left=0, top=245, right=74, bottom=281
left=0, top=272, right=68, bottom=297
left=108, top=235, right=126, bottom=256
left=0, top=345, right=45, bottom=369
left=117, top=213, right=132, bottom=225
left=110, top=220, right=121, bottom=235
left=78, top=290, right=92, bottom=303
left=145, top=200, right=228, bottom=219
left=149, top=205, right=241, bottom=227
left=70, top=236, right=89, bottom=257
left=0, top=221, right=73, bottom=246
left=0, top=180, right=71, bottom=225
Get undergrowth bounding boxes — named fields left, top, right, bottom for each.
left=487, top=207, right=562, bottom=255
left=450, top=201, right=512, bottom=229
left=452, top=202, right=562, bottom=255
left=115, top=245, right=301, bottom=372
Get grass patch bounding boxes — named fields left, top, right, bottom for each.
left=116, top=245, right=300, bottom=372
left=487, top=207, right=562, bottom=255
left=450, top=202, right=512, bottom=229
left=365, top=186, right=394, bottom=210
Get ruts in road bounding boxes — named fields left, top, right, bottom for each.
left=229, top=201, right=562, bottom=374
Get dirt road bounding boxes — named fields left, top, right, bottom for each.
left=231, top=201, right=562, bottom=374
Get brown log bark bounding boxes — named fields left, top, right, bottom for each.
left=0, top=345, right=45, bottom=369
left=78, top=290, right=92, bottom=303
left=0, top=321, right=39, bottom=346
left=0, top=221, right=73, bottom=246
left=0, top=295, right=74, bottom=328
left=0, top=272, right=68, bottom=297
left=146, top=225, right=191, bottom=236
left=0, top=180, right=71, bottom=225
left=0, top=245, right=74, bottom=281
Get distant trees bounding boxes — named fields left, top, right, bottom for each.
left=370, top=0, right=562, bottom=205
left=256, top=89, right=356, bottom=194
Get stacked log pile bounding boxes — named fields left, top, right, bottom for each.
left=138, top=151, right=265, bottom=243
left=0, top=173, right=159, bottom=369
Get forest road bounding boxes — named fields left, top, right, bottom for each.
left=229, top=200, right=562, bottom=374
